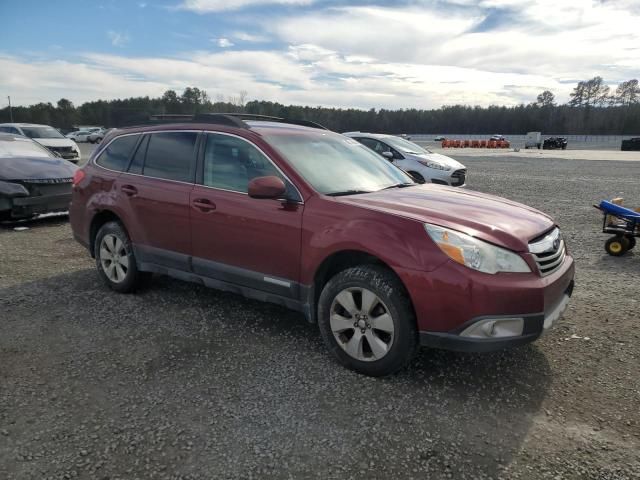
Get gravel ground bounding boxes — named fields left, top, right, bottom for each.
left=1, top=154, right=639, bottom=479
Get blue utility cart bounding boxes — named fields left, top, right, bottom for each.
left=595, top=200, right=640, bottom=256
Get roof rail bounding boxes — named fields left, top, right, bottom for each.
left=220, top=113, right=329, bottom=131
left=127, top=113, right=329, bottom=131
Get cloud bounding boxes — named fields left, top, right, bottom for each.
left=107, top=31, right=129, bottom=47
left=3, top=1, right=639, bottom=110
left=179, top=0, right=313, bottom=13
left=215, top=38, right=234, bottom=48
left=270, top=2, right=640, bottom=82
left=233, top=31, right=268, bottom=43
left=0, top=47, right=570, bottom=110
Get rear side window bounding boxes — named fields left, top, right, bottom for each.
left=96, top=135, right=139, bottom=172
left=144, top=132, right=197, bottom=182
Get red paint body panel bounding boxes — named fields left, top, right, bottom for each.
left=338, top=185, right=555, bottom=252
left=189, top=185, right=303, bottom=281
left=397, top=256, right=574, bottom=332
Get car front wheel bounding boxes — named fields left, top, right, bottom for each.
left=94, top=221, right=149, bottom=293
left=408, top=171, right=426, bottom=184
left=318, top=266, right=418, bottom=376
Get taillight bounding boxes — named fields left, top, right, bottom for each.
left=72, top=169, right=86, bottom=186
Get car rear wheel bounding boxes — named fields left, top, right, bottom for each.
left=318, top=266, right=418, bottom=377
left=95, top=221, right=150, bottom=292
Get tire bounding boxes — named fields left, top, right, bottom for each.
left=317, top=265, right=419, bottom=377
left=408, top=171, right=426, bottom=184
left=605, top=236, right=628, bottom=256
left=626, top=236, right=636, bottom=250
left=94, top=221, right=150, bottom=293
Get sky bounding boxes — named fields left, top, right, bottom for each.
left=1, top=0, right=639, bottom=110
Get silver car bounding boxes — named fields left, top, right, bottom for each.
left=343, top=132, right=467, bottom=186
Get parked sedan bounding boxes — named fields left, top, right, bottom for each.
left=344, top=132, right=467, bottom=186
left=0, top=123, right=81, bottom=162
left=88, top=128, right=114, bottom=144
left=0, top=133, right=77, bottom=221
left=66, top=130, right=94, bottom=142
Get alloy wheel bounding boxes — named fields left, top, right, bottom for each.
left=330, top=287, right=395, bottom=362
left=100, top=234, right=129, bottom=283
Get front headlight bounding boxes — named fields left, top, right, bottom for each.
left=425, top=224, right=531, bottom=274
left=418, top=160, right=450, bottom=171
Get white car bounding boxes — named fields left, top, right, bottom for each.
left=343, top=132, right=467, bottom=186
left=66, top=130, right=94, bottom=142
left=0, top=123, right=81, bottom=163
left=87, top=128, right=112, bottom=144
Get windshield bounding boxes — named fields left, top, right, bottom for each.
left=383, top=136, right=431, bottom=154
left=0, top=137, right=54, bottom=158
left=20, top=126, right=65, bottom=139
left=264, top=131, right=413, bottom=195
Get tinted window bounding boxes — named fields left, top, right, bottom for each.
left=128, top=135, right=148, bottom=174
left=96, top=135, right=139, bottom=172
left=0, top=126, right=20, bottom=134
left=357, top=137, right=383, bottom=152
left=144, top=132, right=197, bottom=182
left=203, top=134, right=281, bottom=193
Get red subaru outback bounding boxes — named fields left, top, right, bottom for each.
left=70, top=115, right=574, bottom=376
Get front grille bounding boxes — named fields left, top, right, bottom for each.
left=48, top=146, right=73, bottom=153
left=451, top=169, right=466, bottom=186
left=16, top=180, right=73, bottom=196
left=529, top=227, right=566, bottom=276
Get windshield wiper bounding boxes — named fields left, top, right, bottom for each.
left=326, top=189, right=373, bottom=197
left=380, top=182, right=416, bottom=190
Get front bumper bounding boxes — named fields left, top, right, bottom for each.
left=5, top=192, right=72, bottom=218
left=396, top=254, right=575, bottom=352
left=419, top=280, right=573, bottom=352
left=430, top=168, right=467, bottom=187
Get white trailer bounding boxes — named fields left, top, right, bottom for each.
left=525, top=132, right=542, bottom=149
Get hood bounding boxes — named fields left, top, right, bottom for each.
left=0, top=156, right=78, bottom=181
left=32, top=138, right=78, bottom=149
left=409, top=152, right=465, bottom=170
left=337, top=185, right=554, bottom=252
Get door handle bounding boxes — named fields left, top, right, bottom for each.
left=121, top=184, right=138, bottom=196
left=192, top=198, right=216, bottom=212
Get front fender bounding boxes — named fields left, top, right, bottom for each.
left=299, top=196, right=447, bottom=285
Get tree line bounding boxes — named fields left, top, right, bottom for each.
left=1, top=77, right=639, bottom=135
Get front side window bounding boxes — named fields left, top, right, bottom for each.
left=20, top=126, right=66, bottom=139
left=264, top=131, right=412, bottom=195
left=95, top=134, right=139, bottom=172
left=144, top=132, right=197, bottom=182
left=203, top=133, right=281, bottom=193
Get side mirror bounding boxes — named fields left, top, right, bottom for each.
left=248, top=176, right=287, bottom=200
left=381, top=151, right=394, bottom=160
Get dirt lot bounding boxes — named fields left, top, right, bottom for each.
left=1, top=154, right=639, bottom=479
